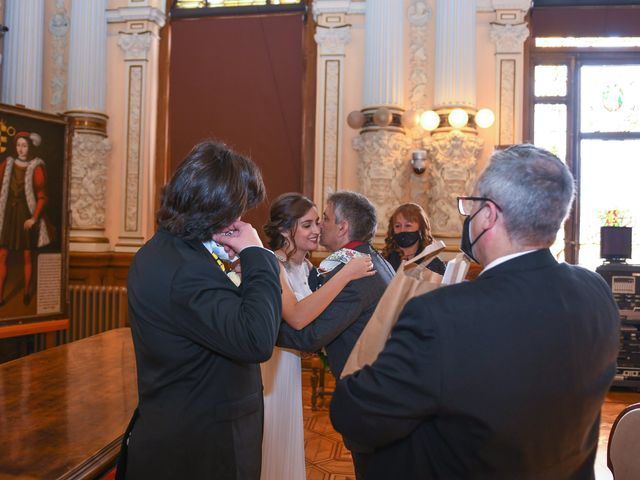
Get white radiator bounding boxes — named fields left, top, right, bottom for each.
left=64, top=285, right=128, bottom=343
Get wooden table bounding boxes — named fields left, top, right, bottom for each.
left=0, top=318, right=69, bottom=349
left=0, top=328, right=137, bottom=479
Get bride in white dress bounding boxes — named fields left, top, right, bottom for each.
left=260, top=193, right=374, bottom=480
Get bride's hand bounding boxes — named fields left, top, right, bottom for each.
left=338, top=255, right=375, bottom=282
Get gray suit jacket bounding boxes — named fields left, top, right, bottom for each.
left=277, top=243, right=394, bottom=377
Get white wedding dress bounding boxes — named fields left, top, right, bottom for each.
left=260, top=259, right=311, bottom=480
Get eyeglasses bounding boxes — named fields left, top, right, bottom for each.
left=457, top=196, right=502, bottom=216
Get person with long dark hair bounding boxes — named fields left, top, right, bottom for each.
left=122, top=141, right=282, bottom=480
left=260, top=192, right=374, bottom=480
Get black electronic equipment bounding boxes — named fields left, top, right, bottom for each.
left=596, top=263, right=640, bottom=311
left=596, top=261, right=640, bottom=390
left=601, top=226, right=632, bottom=262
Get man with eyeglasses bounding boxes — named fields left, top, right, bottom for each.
left=330, top=144, right=619, bottom=479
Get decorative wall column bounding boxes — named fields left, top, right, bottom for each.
left=426, top=0, right=483, bottom=239
left=353, top=0, right=409, bottom=237
left=48, top=0, right=69, bottom=113
left=109, top=5, right=165, bottom=252
left=66, top=0, right=111, bottom=252
left=1, top=0, right=44, bottom=109
left=115, top=31, right=154, bottom=251
left=312, top=17, right=351, bottom=217
left=0, top=0, right=7, bottom=68
left=489, top=5, right=530, bottom=146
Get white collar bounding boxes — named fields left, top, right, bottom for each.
left=479, top=249, right=539, bottom=276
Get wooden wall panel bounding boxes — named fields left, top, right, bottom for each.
left=68, top=252, right=133, bottom=287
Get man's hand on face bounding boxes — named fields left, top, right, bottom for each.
left=212, top=220, right=263, bottom=257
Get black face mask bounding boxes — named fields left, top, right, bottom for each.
left=460, top=207, right=490, bottom=264
left=394, top=231, right=421, bottom=249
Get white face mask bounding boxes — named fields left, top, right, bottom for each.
left=211, top=240, right=237, bottom=262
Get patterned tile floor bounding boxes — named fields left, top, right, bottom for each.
left=302, top=369, right=355, bottom=480
left=300, top=367, right=640, bottom=480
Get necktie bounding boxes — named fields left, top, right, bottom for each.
left=212, top=252, right=226, bottom=272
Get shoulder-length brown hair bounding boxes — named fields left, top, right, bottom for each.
left=382, top=203, right=434, bottom=258
left=156, top=141, right=265, bottom=241
left=263, top=192, right=316, bottom=261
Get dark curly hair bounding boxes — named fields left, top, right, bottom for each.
left=156, top=141, right=265, bottom=241
left=382, top=203, right=434, bottom=258
left=263, top=192, right=316, bottom=261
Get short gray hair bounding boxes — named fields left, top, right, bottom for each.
left=328, top=191, right=377, bottom=243
left=476, top=144, right=575, bottom=246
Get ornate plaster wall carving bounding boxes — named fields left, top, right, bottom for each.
left=489, top=21, right=529, bottom=54
left=117, top=31, right=153, bottom=61
left=407, top=0, right=432, bottom=209
left=115, top=30, right=154, bottom=248
left=354, top=130, right=412, bottom=235
left=490, top=21, right=529, bottom=145
left=499, top=59, right=516, bottom=145
left=314, top=23, right=350, bottom=213
left=70, top=133, right=112, bottom=229
left=322, top=60, right=340, bottom=198
left=407, top=0, right=430, bottom=114
left=426, top=131, right=483, bottom=236
left=48, top=0, right=69, bottom=112
left=125, top=65, right=143, bottom=232
left=315, top=26, right=351, bottom=56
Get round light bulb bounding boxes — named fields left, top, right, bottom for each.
left=401, top=110, right=419, bottom=129
left=475, top=108, right=495, bottom=129
left=448, top=108, right=469, bottom=129
left=419, top=110, right=440, bottom=131
left=373, top=107, right=392, bottom=127
left=346, top=110, right=366, bottom=129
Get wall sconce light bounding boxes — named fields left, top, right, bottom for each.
left=346, top=107, right=404, bottom=130
left=346, top=106, right=494, bottom=175
left=448, top=108, right=469, bottom=129
left=347, top=110, right=366, bottom=129
left=406, top=107, right=495, bottom=174
left=411, top=148, right=427, bottom=175
left=419, top=110, right=440, bottom=131
left=475, top=108, right=495, bottom=129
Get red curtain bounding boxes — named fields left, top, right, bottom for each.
left=169, top=12, right=305, bottom=231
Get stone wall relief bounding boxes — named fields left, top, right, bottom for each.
left=406, top=0, right=432, bottom=211
left=354, top=130, right=412, bottom=235
left=314, top=21, right=351, bottom=214
left=70, top=133, right=112, bottom=229
left=48, top=0, right=69, bottom=113
left=426, top=131, right=483, bottom=237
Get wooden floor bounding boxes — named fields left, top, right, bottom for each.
left=301, top=369, right=640, bottom=480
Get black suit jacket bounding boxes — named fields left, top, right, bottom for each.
left=330, top=249, right=620, bottom=480
left=124, top=230, right=281, bottom=480
left=277, top=243, right=395, bottom=377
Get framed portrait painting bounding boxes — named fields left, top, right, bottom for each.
left=0, top=104, right=69, bottom=325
